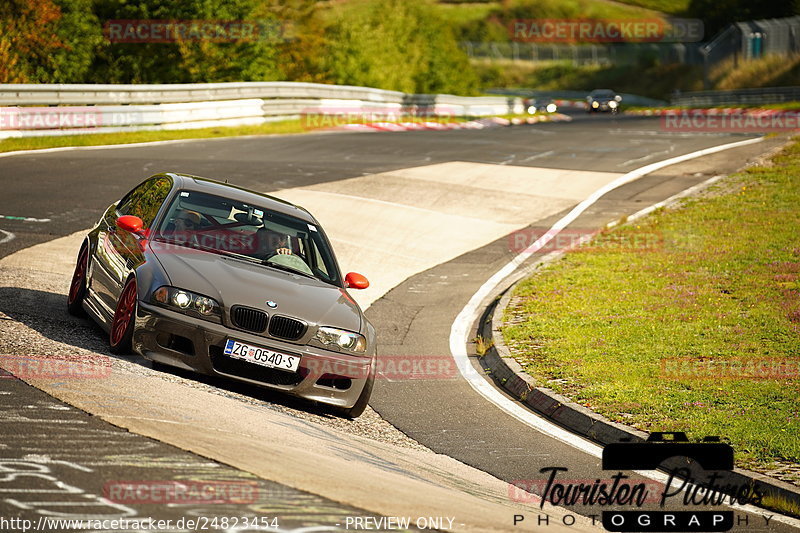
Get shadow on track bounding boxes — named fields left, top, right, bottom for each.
left=0, top=286, right=345, bottom=419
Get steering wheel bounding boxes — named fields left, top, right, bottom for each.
left=266, top=253, right=314, bottom=276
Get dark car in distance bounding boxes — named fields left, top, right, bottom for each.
left=67, top=173, right=376, bottom=417
left=523, top=98, right=558, bottom=114
left=586, top=89, right=622, bottom=113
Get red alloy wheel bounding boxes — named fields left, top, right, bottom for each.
left=110, top=278, right=137, bottom=349
left=68, top=246, right=88, bottom=305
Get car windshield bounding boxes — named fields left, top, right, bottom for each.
left=591, top=90, right=616, bottom=98
left=154, top=190, right=341, bottom=286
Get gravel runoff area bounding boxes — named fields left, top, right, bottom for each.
left=0, top=247, right=430, bottom=453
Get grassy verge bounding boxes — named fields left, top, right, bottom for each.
left=474, top=53, right=800, bottom=102
left=502, top=138, right=800, bottom=477
left=0, top=120, right=309, bottom=154
left=474, top=59, right=702, bottom=100
left=712, top=54, right=800, bottom=91
left=0, top=113, right=525, bottom=155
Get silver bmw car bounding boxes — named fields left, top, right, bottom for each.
left=67, top=172, right=376, bottom=417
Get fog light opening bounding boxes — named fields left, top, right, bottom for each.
left=316, top=375, right=352, bottom=390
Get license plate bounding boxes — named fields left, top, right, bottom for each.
left=223, top=339, right=300, bottom=373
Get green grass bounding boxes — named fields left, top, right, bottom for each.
left=713, top=54, right=800, bottom=91
left=441, top=0, right=665, bottom=44
left=0, top=113, right=498, bottom=154
left=608, top=0, right=689, bottom=15
left=476, top=54, right=800, bottom=101
left=502, top=0, right=656, bottom=19
left=0, top=120, right=309, bottom=154
left=433, top=0, right=657, bottom=20
left=502, top=139, right=800, bottom=474
left=762, top=493, right=800, bottom=518
left=474, top=59, right=702, bottom=100
left=432, top=1, right=500, bottom=25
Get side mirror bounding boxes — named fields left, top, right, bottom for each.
left=117, top=215, right=144, bottom=234
left=344, top=272, right=369, bottom=290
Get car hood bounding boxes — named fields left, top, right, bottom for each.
left=153, top=248, right=361, bottom=332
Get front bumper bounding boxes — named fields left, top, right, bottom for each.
left=133, top=302, right=374, bottom=408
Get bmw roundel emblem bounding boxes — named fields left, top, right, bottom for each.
left=266, top=300, right=278, bottom=309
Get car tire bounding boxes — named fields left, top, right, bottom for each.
left=109, top=277, right=137, bottom=355
left=67, top=245, right=89, bottom=317
left=336, top=358, right=376, bottom=419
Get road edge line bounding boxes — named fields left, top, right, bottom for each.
left=449, top=136, right=765, bottom=441
left=450, top=135, right=800, bottom=526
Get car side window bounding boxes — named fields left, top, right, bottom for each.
left=117, top=177, right=172, bottom=228
left=310, top=241, right=330, bottom=278
left=117, top=181, right=151, bottom=217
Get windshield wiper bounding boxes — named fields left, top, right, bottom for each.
left=261, top=260, right=317, bottom=280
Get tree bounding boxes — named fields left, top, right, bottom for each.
left=320, top=0, right=478, bottom=94
left=89, top=0, right=283, bottom=83
left=47, top=0, right=104, bottom=83
left=0, top=0, right=63, bottom=83
left=687, top=0, right=799, bottom=37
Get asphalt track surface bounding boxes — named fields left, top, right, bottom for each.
left=0, top=112, right=796, bottom=532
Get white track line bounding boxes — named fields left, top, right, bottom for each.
left=0, top=230, right=15, bottom=245
left=449, top=136, right=800, bottom=526
left=0, top=214, right=51, bottom=223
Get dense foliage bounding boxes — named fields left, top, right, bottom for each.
left=3, top=0, right=798, bottom=94
left=2, top=0, right=478, bottom=94
left=686, top=0, right=799, bottom=36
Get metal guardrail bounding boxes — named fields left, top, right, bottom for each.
left=671, top=86, right=800, bottom=106
left=0, top=82, right=526, bottom=139
left=0, top=82, right=406, bottom=106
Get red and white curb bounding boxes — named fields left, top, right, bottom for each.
left=627, top=107, right=797, bottom=117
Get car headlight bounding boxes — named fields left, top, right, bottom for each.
left=592, top=101, right=599, bottom=108
left=312, top=326, right=366, bottom=354
left=609, top=101, right=618, bottom=109
left=152, top=286, right=221, bottom=322
left=546, top=103, right=557, bottom=113
left=527, top=105, right=537, bottom=114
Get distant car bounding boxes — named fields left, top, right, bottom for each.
left=67, top=173, right=376, bottom=417
left=586, top=89, right=622, bottom=113
left=524, top=98, right=558, bottom=114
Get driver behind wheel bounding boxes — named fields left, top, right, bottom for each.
left=256, top=227, right=292, bottom=259
left=166, top=209, right=201, bottom=232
